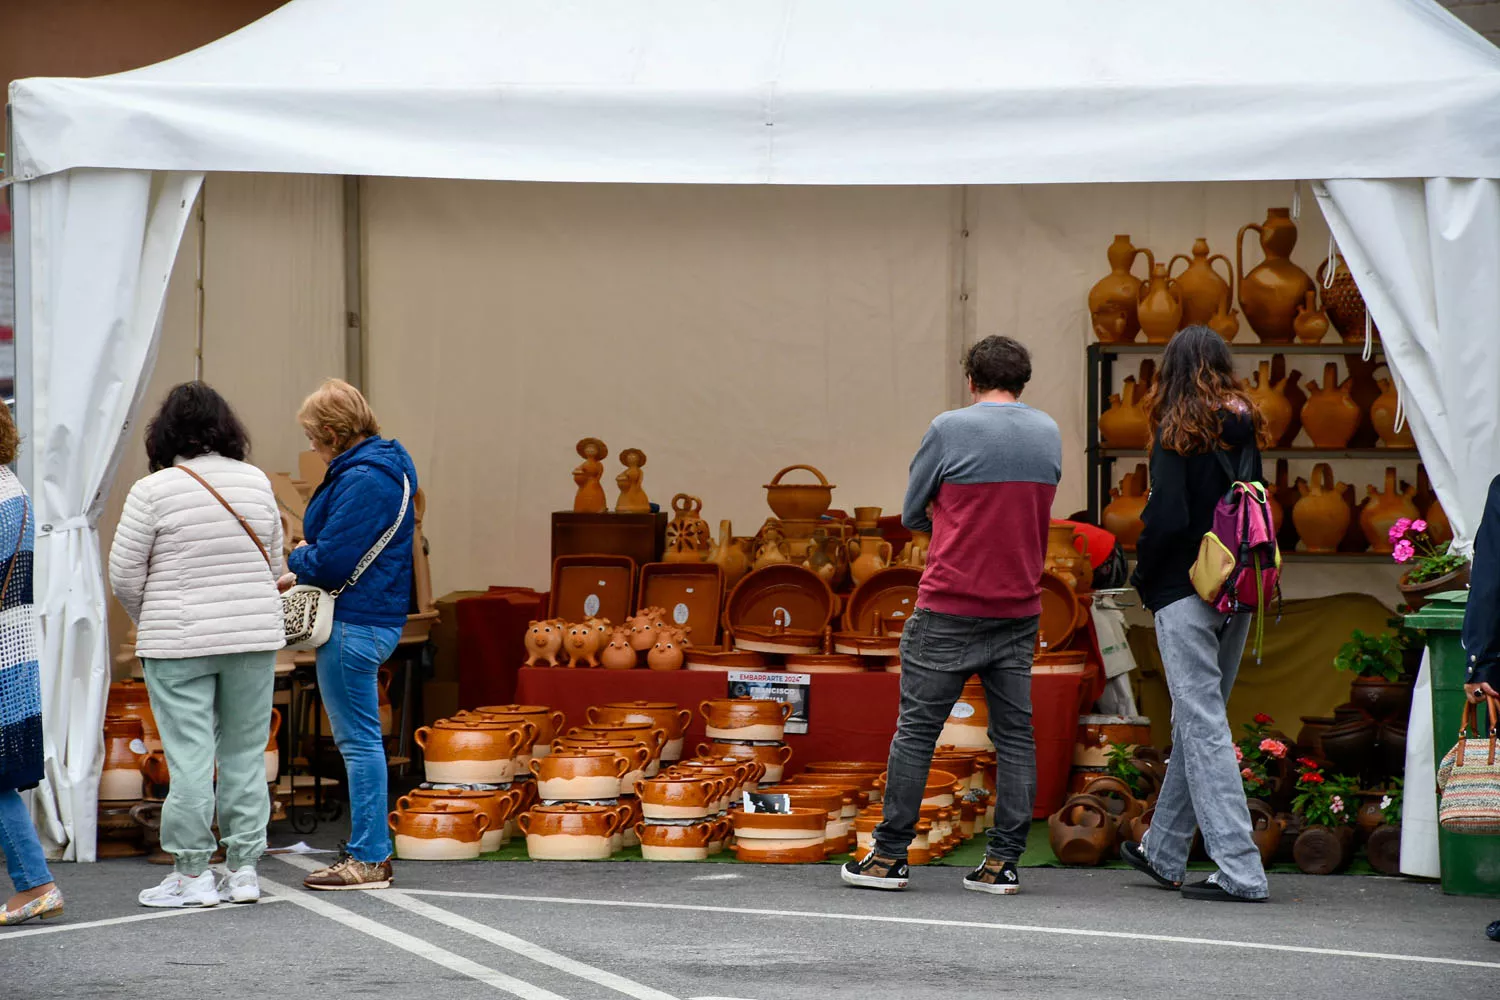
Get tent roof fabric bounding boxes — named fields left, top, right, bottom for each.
left=9, top=0, right=1500, bottom=185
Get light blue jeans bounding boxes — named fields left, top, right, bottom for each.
left=317, top=621, right=402, bottom=864
left=0, top=789, right=53, bottom=892
left=1143, top=596, right=1269, bottom=900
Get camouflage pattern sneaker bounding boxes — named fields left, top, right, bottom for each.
left=302, top=856, right=393, bottom=891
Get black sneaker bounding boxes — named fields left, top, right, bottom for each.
left=1181, top=877, right=1266, bottom=903
left=1120, top=841, right=1182, bottom=890
left=840, top=851, right=909, bottom=891
left=1486, top=919, right=1499, bottom=942
left=963, top=859, right=1020, bottom=895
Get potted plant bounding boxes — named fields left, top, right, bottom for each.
left=1291, top=760, right=1358, bottom=874
left=1334, top=629, right=1412, bottom=723
left=1391, top=517, right=1469, bottom=611
left=1235, top=713, right=1289, bottom=806
left=1364, top=780, right=1403, bottom=875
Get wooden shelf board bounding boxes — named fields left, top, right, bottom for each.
left=1095, top=343, right=1381, bottom=356
left=1097, top=448, right=1418, bottom=461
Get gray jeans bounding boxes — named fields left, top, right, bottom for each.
left=873, top=608, right=1038, bottom=863
left=1143, top=596, right=1269, bottom=899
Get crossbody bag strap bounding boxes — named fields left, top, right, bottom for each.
left=330, top=474, right=410, bottom=598
left=2, top=501, right=30, bottom=600
left=179, top=466, right=272, bottom=568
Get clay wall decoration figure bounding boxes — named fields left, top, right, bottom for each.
left=1098, top=376, right=1151, bottom=449
left=664, top=494, right=711, bottom=563
left=1317, top=253, right=1379, bottom=345
left=523, top=619, right=566, bottom=667
left=600, top=628, right=637, bottom=670
left=1300, top=363, right=1361, bottom=449
left=1208, top=287, right=1241, bottom=341
left=1293, top=464, right=1353, bottom=553
left=1370, top=375, right=1416, bottom=449
left=614, top=449, right=651, bottom=514
left=1293, top=290, right=1330, bottom=344
left=1361, top=468, right=1420, bottom=554
left=1243, top=359, right=1293, bottom=445
left=1169, top=238, right=1233, bottom=328
left=1102, top=465, right=1148, bottom=550
left=572, top=438, right=609, bottom=514
left=1088, top=235, right=1146, bottom=344
left=1236, top=208, right=1314, bottom=343
left=1136, top=255, right=1183, bottom=344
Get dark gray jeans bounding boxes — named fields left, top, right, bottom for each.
left=873, top=608, right=1039, bottom=863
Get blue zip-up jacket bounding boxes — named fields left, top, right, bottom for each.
left=288, top=436, right=417, bottom=628
left=1462, top=473, right=1500, bottom=689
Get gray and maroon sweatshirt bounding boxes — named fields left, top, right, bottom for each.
left=902, top=402, right=1063, bottom=620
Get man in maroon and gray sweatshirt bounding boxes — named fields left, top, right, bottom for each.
left=843, top=335, right=1061, bottom=895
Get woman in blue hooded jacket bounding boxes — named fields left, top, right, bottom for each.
left=283, top=379, right=416, bottom=891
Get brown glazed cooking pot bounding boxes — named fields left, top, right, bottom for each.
left=474, top=704, right=567, bottom=755
left=699, top=698, right=794, bottom=741
left=387, top=802, right=489, bottom=861
left=397, top=787, right=520, bottom=853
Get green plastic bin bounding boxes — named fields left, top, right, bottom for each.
left=1405, top=590, right=1500, bottom=898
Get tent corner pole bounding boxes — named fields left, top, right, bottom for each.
left=10, top=178, right=33, bottom=492
left=343, top=175, right=365, bottom=392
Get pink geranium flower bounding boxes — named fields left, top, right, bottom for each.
left=1412, top=519, right=1427, bottom=534
left=1393, top=539, right=1416, bottom=564
left=1241, top=767, right=1254, bottom=780
left=1330, top=796, right=1345, bottom=815
left=1259, top=738, right=1288, bottom=759
left=1234, top=745, right=1244, bottom=761
left=1389, top=518, right=1412, bottom=544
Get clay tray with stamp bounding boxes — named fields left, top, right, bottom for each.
left=638, top=563, right=724, bottom=646
left=724, top=565, right=837, bottom=655
left=549, top=555, right=637, bottom=625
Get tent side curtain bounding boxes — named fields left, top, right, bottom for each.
left=17, top=168, right=202, bottom=860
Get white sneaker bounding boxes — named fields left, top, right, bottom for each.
left=216, top=866, right=261, bottom=904
left=138, top=872, right=219, bottom=909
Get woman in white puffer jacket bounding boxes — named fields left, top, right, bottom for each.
left=109, top=382, right=283, bottom=909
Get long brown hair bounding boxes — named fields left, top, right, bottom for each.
left=1143, top=326, right=1271, bottom=456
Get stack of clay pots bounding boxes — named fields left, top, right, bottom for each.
left=586, top=701, right=693, bottom=765
left=392, top=786, right=525, bottom=858
left=99, top=714, right=151, bottom=858
left=632, top=750, right=767, bottom=860
left=697, top=697, right=795, bottom=783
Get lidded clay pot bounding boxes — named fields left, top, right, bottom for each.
left=1237, top=208, right=1314, bottom=344
left=875, top=768, right=962, bottom=808
left=1360, top=467, right=1420, bottom=554
left=699, top=697, right=794, bottom=742
left=589, top=702, right=692, bottom=760
left=1300, top=363, right=1361, bottom=449
left=518, top=803, right=629, bottom=861
left=697, top=741, right=794, bottom=784
left=529, top=748, right=632, bottom=802
left=398, top=787, right=520, bottom=853
left=1293, top=464, right=1353, bottom=553
left=635, top=820, right=717, bottom=861
left=635, top=775, right=723, bottom=821
left=414, top=719, right=525, bottom=785
left=1169, top=238, right=1233, bottom=327
left=1102, top=464, right=1148, bottom=550
left=568, top=722, right=667, bottom=758
left=474, top=705, right=566, bottom=755
left=1088, top=235, right=1145, bottom=344
left=730, top=806, right=829, bottom=863
left=554, top=736, right=658, bottom=786
left=387, top=802, right=489, bottom=861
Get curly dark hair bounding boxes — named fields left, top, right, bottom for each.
left=962, top=336, right=1032, bottom=395
left=1143, top=326, right=1271, bottom=456
left=144, top=382, right=251, bottom=473
left=0, top=403, right=19, bottom=466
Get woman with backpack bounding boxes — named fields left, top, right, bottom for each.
left=1121, top=326, right=1272, bottom=903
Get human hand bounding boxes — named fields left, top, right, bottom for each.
left=1464, top=681, right=1499, bottom=702
left=294, top=540, right=308, bottom=551
left=277, top=573, right=297, bottom=593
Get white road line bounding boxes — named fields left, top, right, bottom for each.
left=400, top=889, right=1500, bottom=971
left=379, top=890, right=681, bottom=1000
left=0, top=897, right=286, bottom=941
left=258, top=876, right=569, bottom=1000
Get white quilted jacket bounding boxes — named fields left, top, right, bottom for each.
left=109, top=454, right=286, bottom=659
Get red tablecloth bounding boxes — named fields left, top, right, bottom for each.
left=515, top=665, right=1083, bottom=817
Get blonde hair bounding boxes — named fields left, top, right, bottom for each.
left=298, top=379, right=380, bottom=455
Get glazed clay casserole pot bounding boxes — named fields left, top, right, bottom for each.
left=388, top=802, right=489, bottom=861
left=731, top=806, right=829, bottom=863
left=682, top=755, right=768, bottom=793
left=588, top=702, right=693, bottom=761
left=635, top=775, right=723, bottom=821
left=697, top=741, right=794, bottom=784
left=700, top=697, right=795, bottom=742
left=875, top=769, right=962, bottom=808
left=569, top=723, right=669, bottom=763
left=784, top=773, right=873, bottom=808
left=474, top=705, right=567, bottom=757
left=518, top=802, right=630, bottom=861
left=635, top=820, right=717, bottom=861
left=397, top=787, right=521, bottom=853
left=414, top=719, right=524, bottom=785
left=550, top=738, right=653, bottom=792
left=528, top=749, right=633, bottom=803
left=658, top=769, right=738, bottom=814
left=453, top=710, right=541, bottom=762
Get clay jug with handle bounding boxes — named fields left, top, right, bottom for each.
left=1098, top=376, right=1151, bottom=449
left=1293, top=290, right=1330, bottom=344
left=706, top=520, right=751, bottom=589
left=1208, top=288, right=1241, bottom=342
left=1102, top=464, right=1148, bottom=550
left=1136, top=256, right=1183, bottom=344
left=1237, top=208, right=1314, bottom=344
left=1169, top=238, right=1233, bottom=327
left=1243, top=360, right=1293, bottom=445
left=1044, top=524, right=1092, bottom=593
left=847, top=536, right=893, bottom=588
left=1088, top=235, right=1146, bottom=344
left=1300, top=363, right=1361, bottom=448
left=1370, top=376, right=1415, bottom=448
left=1293, top=464, right=1353, bottom=553
left=1360, top=468, right=1420, bottom=554
left=1316, top=253, right=1379, bottom=345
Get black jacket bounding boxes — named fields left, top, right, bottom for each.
left=1130, top=410, right=1263, bottom=613
left=1461, top=474, right=1500, bottom=688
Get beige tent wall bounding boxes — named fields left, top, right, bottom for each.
left=362, top=180, right=958, bottom=596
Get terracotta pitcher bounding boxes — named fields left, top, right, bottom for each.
left=1102, top=464, right=1148, bottom=550
left=1300, top=363, right=1361, bottom=449
left=1371, top=376, right=1415, bottom=448
left=1317, top=253, right=1379, bottom=345
left=1098, top=376, right=1151, bottom=449
left=1208, top=288, right=1241, bottom=342
left=1136, top=257, right=1183, bottom=344
left=1294, top=464, right=1353, bottom=553
left=1361, top=468, right=1420, bottom=554
left=1243, top=360, right=1293, bottom=444
left=1169, top=238, right=1233, bottom=327
left=1088, top=235, right=1145, bottom=344
left=1236, top=208, right=1315, bottom=343
left=706, top=520, right=751, bottom=589
left=847, top=535, right=893, bottom=588
left=1293, top=290, right=1330, bottom=344
left=1044, top=524, right=1092, bottom=593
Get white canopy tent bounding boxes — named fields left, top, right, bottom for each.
left=7, top=0, right=1499, bottom=866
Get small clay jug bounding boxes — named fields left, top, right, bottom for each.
left=1044, top=524, right=1092, bottom=593
left=1208, top=288, right=1241, bottom=342
left=1293, top=464, right=1353, bottom=553
left=1243, top=360, right=1293, bottom=445
left=1088, top=235, right=1145, bottom=344
left=1098, top=377, right=1151, bottom=449
left=1136, top=257, right=1183, bottom=344
left=1169, top=238, right=1233, bottom=327
left=847, top=536, right=893, bottom=588
left=1293, top=290, right=1330, bottom=344
left=1236, top=208, right=1314, bottom=343
left=1370, top=376, right=1415, bottom=448
left=1300, top=363, right=1361, bottom=449
left=706, top=520, right=751, bottom=589
left=1102, top=465, right=1148, bottom=550
left=1360, top=468, right=1419, bottom=554
left=754, top=528, right=791, bottom=570
left=1317, top=253, right=1379, bottom=345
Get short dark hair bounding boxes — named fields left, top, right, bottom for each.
left=144, top=382, right=251, bottom=473
left=962, top=336, right=1032, bottom=395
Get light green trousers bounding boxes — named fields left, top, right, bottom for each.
left=142, top=651, right=276, bottom=875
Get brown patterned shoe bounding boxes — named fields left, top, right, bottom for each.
left=302, top=856, right=393, bottom=891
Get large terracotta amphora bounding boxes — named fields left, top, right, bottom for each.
left=1293, top=290, right=1330, bottom=344
left=1316, top=253, right=1379, bottom=345
left=1098, top=376, right=1151, bottom=449
left=1300, top=363, right=1361, bottom=449
left=1236, top=208, right=1314, bottom=344
left=1044, top=524, right=1092, bottom=593
left=1361, top=468, right=1420, bottom=554
left=1370, top=376, right=1415, bottom=448
left=1088, top=235, right=1146, bottom=344
left=1136, top=258, right=1183, bottom=344
left=1293, top=464, right=1353, bottom=553
left=1169, top=238, right=1233, bottom=327
left=1102, top=465, right=1148, bottom=550
left=1243, top=360, right=1293, bottom=444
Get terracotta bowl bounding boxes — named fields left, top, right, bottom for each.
left=724, top=565, right=837, bottom=644
left=588, top=702, right=692, bottom=740
left=683, top=647, right=769, bottom=672
left=1037, top=572, right=1082, bottom=650
left=841, top=567, right=923, bottom=633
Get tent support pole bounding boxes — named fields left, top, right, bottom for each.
left=193, top=191, right=205, bottom=380
left=10, top=179, right=32, bottom=490
left=947, top=185, right=976, bottom=407
left=343, top=175, right=365, bottom=391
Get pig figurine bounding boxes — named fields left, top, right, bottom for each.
left=563, top=621, right=603, bottom=668
left=600, top=628, right=637, bottom=670
left=523, top=619, right=565, bottom=667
